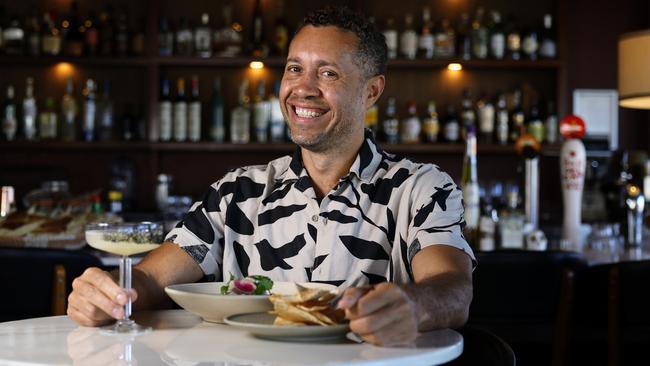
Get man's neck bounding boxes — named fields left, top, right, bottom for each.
left=301, top=135, right=364, bottom=198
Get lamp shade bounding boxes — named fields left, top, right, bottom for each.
left=619, top=29, right=650, bottom=109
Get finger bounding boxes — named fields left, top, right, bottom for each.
left=337, top=285, right=374, bottom=310
left=67, top=302, right=110, bottom=327
left=349, top=300, right=414, bottom=335
left=347, top=283, right=403, bottom=319
left=71, top=278, right=123, bottom=320
left=362, top=325, right=418, bottom=347
left=78, top=267, right=127, bottom=305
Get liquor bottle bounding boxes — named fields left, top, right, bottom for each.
left=41, top=12, right=61, bottom=56
left=97, top=80, right=114, bottom=141
left=131, top=17, right=145, bottom=56
left=495, top=92, right=509, bottom=144
left=477, top=92, right=495, bottom=144
left=443, top=105, right=460, bottom=143
left=471, top=7, right=488, bottom=60
left=98, top=6, right=114, bottom=56
left=82, top=78, right=97, bottom=141
left=401, top=101, right=421, bottom=143
left=115, top=11, right=129, bottom=56
left=269, top=80, right=285, bottom=143
left=462, top=126, right=480, bottom=247
left=249, top=0, right=267, bottom=57
left=499, top=184, right=525, bottom=249
left=544, top=100, right=558, bottom=144
left=365, top=103, right=379, bottom=136
left=383, top=18, right=398, bottom=60
left=173, top=78, right=188, bottom=141
left=3, top=17, right=24, bottom=55
left=434, top=18, right=455, bottom=58
left=539, top=14, right=557, bottom=59
left=230, top=79, right=251, bottom=144
left=22, top=77, right=37, bottom=141
left=478, top=185, right=499, bottom=251
left=39, top=97, right=57, bottom=140
left=61, top=77, right=78, bottom=141
left=26, top=14, right=41, bottom=56
left=521, top=25, right=539, bottom=61
left=422, top=100, right=439, bottom=143
left=253, top=80, right=270, bottom=143
left=400, top=14, right=417, bottom=60
left=272, top=0, right=289, bottom=56
left=176, top=17, right=193, bottom=56
left=509, top=89, right=525, bottom=143
left=526, top=97, right=544, bottom=142
left=83, top=11, right=98, bottom=56
left=195, top=13, right=212, bottom=58
left=456, top=13, right=472, bottom=60
left=2, top=85, right=17, bottom=141
left=214, top=5, right=243, bottom=57
left=159, top=16, right=174, bottom=56
left=460, top=89, right=476, bottom=141
left=188, top=75, right=201, bottom=142
left=64, top=1, right=83, bottom=57
left=159, top=78, right=173, bottom=141
left=488, top=11, right=505, bottom=60
left=210, top=77, right=225, bottom=143
left=382, top=97, right=399, bottom=144
left=418, top=7, right=435, bottom=59
left=505, top=15, right=521, bottom=60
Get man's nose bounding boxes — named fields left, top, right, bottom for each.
left=292, top=72, right=320, bottom=98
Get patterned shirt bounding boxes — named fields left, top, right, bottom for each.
left=165, top=131, right=474, bottom=288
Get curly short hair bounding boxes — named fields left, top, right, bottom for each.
left=300, top=6, right=387, bottom=79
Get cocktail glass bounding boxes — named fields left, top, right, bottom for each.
left=85, top=222, right=163, bottom=335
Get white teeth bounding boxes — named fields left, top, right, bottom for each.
left=295, top=107, right=323, bottom=118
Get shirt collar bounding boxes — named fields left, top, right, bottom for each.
left=279, top=129, right=384, bottom=183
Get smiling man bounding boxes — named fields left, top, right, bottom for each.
left=67, top=7, right=474, bottom=346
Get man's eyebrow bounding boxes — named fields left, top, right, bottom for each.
left=286, top=57, right=340, bottom=69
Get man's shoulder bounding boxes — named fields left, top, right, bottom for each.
left=377, top=151, right=449, bottom=182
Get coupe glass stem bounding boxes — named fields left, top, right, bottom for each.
left=119, top=255, right=133, bottom=322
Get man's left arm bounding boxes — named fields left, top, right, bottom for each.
left=338, top=244, right=472, bottom=346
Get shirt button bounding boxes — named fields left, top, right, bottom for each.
left=312, top=215, right=319, bottom=222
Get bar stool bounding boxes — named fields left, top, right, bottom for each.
left=468, top=249, right=588, bottom=366
left=0, top=247, right=102, bottom=322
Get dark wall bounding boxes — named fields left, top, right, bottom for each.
left=567, top=0, right=650, bottom=150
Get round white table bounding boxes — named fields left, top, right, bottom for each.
left=0, top=310, right=463, bottom=366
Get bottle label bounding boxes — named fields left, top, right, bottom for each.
left=383, top=118, right=399, bottom=143
left=463, top=183, right=480, bottom=229
left=422, top=118, right=439, bottom=142
left=540, top=40, right=557, bottom=58
left=253, top=102, right=270, bottom=142
left=383, top=31, right=398, bottom=58
left=173, top=103, right=187, bottom=141
left=444, top=121, right=459, bottom=142
left=479, top=216, right=496, bottom=251
left=490, top=34, right=505, bottom=59
left=83, top=101, right=96, bottom=141
left=400, top=31, right=418, bottom=59
left=478, top=105, right=495, bottom=133
left=159, top=101, right=172, bottom=141
left=401, top=116, right=421, bottom=143
left=522, top=36, right=539, bottom=56
left=419, top=34, right=435, bottom=59
left=188, top=102, right=201, bottom=141
left=545, top=115, right=557, bottom=144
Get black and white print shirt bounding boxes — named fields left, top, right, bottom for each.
left=165, top=131, right=475, bottom=288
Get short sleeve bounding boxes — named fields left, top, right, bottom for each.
left=406, top=166, right=476, bottom=266
left=164, top=182, right=226, bottom=280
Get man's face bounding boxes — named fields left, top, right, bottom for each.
left=280, top=25, right=369, bottom=152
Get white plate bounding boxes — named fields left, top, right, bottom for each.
left=224, top=312, right=350, bottom=342
left=165, top=282, right=337, bottom=323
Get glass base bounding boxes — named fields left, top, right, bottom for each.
left=99, top=319, right=152, bottom=336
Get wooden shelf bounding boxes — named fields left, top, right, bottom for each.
left=0, top=55, right=562, bottom=71
left=0, top=140, right=562, bottom=155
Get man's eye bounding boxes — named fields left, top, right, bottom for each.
left=322, top=70, right=338, bottom=78
left=286, top=65, right=301, bottom=73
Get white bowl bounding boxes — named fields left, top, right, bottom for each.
left=165, top=282, right=337, bottom=323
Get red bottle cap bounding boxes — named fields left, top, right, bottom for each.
left=559, top=115, right=586, bottom=139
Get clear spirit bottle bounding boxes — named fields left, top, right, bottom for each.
left=230, top=79, right=250, bottom=144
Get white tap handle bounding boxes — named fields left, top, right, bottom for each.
left=560, top=138, right=586, bottom=250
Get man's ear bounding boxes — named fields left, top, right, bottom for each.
left=364, top=74, right=385, bottom=109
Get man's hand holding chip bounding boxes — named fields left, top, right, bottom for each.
left=337, top=283, right=419, bottom=347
